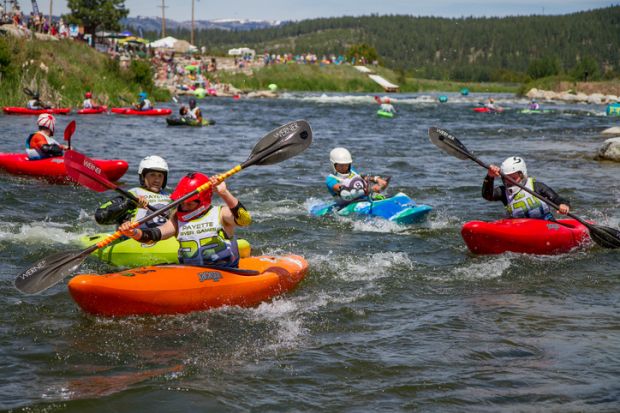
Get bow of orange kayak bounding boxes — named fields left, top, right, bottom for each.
left=68, top=255, right=309, bottom=317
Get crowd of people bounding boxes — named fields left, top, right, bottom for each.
left=0, top=4, right=70, bottom=38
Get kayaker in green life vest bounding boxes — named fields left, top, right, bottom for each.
left=326, top=147, right=389, bottom=206
left=119, top=172, right=251, bottom=269
left=95, top=155, right=171, bottom=229
left=483, top=156, right=570, bottom=220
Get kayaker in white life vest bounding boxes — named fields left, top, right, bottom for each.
left=134, top=92, right=153, bottom=111
left=25, top=114, right=67, bottom=160
left=26, top=93, right=48, bottom=110
left=96, top=155, right=171, bottom=229
left=82, top=92, right=100, bottom=109
left=325, top=147, right=389, bottom=206
left=483, top=156, right=570, bottom=220
left=119, top=172, right=251, bottom=269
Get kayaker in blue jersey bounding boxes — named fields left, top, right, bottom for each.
left=326, top=147, right=389, bottom=206
left=528, top=99, right=540, bottom=110
left=96, top=155, right=171, bottom=229
left=119, top=172, right=251, bottom=269
left=26, top=114, right=67, bottom=160
left=483, top=156, right=570, bottom=220
left=134, top=92, right=153, bottom=111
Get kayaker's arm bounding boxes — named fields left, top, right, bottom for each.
left=533, top=181, right=571, bottom=214
left=482, top=176, right=505, bottom=202
left=95, top=196, right=135, bottom=225
left=118, top=218, right=176, bottom=243
left=212, top=178, right=252, bottom=232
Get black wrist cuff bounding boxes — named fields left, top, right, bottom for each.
left=138, top=227, right=162, bottom=243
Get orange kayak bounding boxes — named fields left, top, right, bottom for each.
left=68, top=255, right=309, bottom=317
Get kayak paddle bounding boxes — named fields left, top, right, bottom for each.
left=64, top=149, right=158, bottom=212
left=15, top=119, right=313, bottom=294
left=428, top=127, right=620, bottom=249
left=63, top=120, right=76, bottom=150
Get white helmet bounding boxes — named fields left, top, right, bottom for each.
left=37, top=113, right=55, bottom=134
left=500, top=156, right=527, bottom=180
left=138, top=155, right=169, bottom=188
left=329, top=147, right=353, bottom=174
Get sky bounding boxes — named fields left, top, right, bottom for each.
left=11, top=0, right=617, bottom=22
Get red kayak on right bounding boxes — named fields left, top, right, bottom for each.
left=462, top=218, right=591, bottom=255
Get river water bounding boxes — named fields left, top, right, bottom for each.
left=0, top=93, right=618, bottom=412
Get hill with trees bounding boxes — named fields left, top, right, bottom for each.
left=134, top=6, right=620, bottom=82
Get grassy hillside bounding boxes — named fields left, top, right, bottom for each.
left=0, top=36, right=169, bottom=108
left=213, top=63, right=520, bottom=93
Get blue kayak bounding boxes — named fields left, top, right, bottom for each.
left=310, top=192, right=432, bottom=225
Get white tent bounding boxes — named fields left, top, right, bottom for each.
left=149, top=36, right=179, bottom=49
left=228, top=47, right=255, bottom=58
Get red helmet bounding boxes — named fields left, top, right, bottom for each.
left=170, top=172, right=213, bottom=221
left=85, top=92, right=92, bottom=98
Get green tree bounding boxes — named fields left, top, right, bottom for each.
left=527, top=57, right=561, bottom=79
left=65, top=0, right=129, bottom=38
left=571, top=56, right=600, bottom=81
left=346, top=43, right=379, bottom=64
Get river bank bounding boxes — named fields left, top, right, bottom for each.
left=0, top=35, right=170, bottom=108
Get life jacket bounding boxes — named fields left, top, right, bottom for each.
left=328, top=171, right=367, bottom=205
left=83, top=99, right=93, bottom=109
left=127, top=187, right=172, bottom=229
left=505, top=177, right=552, bottom=219
left=25, top=131, right=59, bottom=160
left=141, top=99, right=153, bottom=110
left=189, top=107, right=200, bottom=119
left=176, top=205, right=239, bottom=268
left=26, top=100, right=42, bottom=110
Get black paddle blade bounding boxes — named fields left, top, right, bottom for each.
left=243, top=120, right=312, bottom=167
left=428, top=127, right=472, bottom=160
left=15, top=250, right=87, bottom=295
left=587, top=223, right=620, bottom=249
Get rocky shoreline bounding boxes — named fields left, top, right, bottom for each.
left=526, top=88, right=619, bottom=105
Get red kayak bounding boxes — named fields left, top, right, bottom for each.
left=0, top=153, right=128, bottom=183
left=472, top=107, right=504, bottom=113
left=461, top=218, right=591, bottom=255
left=111, top=108, right=172, bottom=116
left=77, top=106, right=107, bottom=115
left=3, top=107, right=71, bottom=115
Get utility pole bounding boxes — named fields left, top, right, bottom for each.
left=191, top=0, right=194, bottom=45
left=158, top=0, right=168, bottom=37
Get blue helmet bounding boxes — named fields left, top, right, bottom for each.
left=138, top=92, right=147, bottom=100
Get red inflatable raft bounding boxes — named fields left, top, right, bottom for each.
left=77, top=106, right=107, bottom=115
left=68, top=255, right=309, bottom=317
left=0, top=153, right=128, bottom=183
left=461, top=218, right=591, bottom=255
left=2, top=107, right=71, bottom=115
left=111, top=108, right=172, bottom=116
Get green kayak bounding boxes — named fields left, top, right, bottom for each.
left=166, top=116, right=216, bottom=127
left=518, top=109, right=554, bottom=114
left=377, top=110, right=394, bottom=118
left=79, top=233, right=251, bottom=267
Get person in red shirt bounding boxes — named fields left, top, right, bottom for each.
left=25, top=114, right=67, bottom=159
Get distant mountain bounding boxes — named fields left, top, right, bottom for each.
left=121, top=16, right=284, bottom=33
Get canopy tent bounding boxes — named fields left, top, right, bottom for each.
left=149, top=36, right=178, bottom=49
left=118, top=36, right=149, bottom=45
left=228, top=47, right=255, bottom=57
left=148, top=36, right=198, bottom=53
